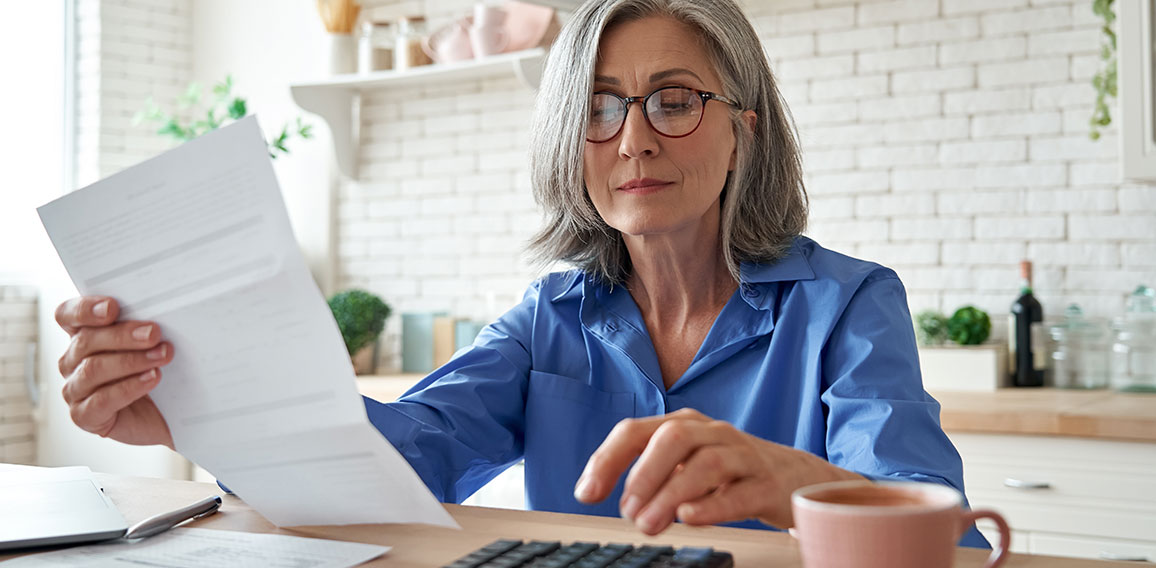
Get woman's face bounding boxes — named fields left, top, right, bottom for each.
left=583, top=16, right=738, bottom=242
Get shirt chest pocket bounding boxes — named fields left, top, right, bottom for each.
left=523, top=370, right=636, bottom=514
left=524, top=370, right=635, bottom=467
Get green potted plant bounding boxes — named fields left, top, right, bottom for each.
left=915, top=309, right=950, bottom=347
left=947, top=306, right=992, bottom=346
left=134, top=75, right=312, bottom=157
left=915, top=306, right=1007, bottom=392
left=328, top=289, right=391, bottom=375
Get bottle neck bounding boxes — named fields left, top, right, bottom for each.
left=1019, top=279, right=1033, bottom=295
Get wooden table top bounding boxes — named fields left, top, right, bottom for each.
left=931, top=388, right=1156, bottom=443
left=0, top=473, right=1132, bottom=567
left=358, top=375, right=1156, bottom=443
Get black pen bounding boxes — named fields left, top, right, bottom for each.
left=123, top=495, right=222, bottom=540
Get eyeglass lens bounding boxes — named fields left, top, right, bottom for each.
left=587, top=87, right=704, bottom=143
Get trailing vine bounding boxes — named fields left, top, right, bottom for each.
left=1090, top=0, right=1117, bottom=140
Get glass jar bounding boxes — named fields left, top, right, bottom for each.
left=1110, top=316, right=1156, bottom=393
left=358, top=20, right=394, bottom=74
left=394, top=15, right=432, bottom=71
left=1048, top=304, right=1110, bottom=389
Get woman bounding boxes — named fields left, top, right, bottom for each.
left=54, top=0, right=987, bottom=547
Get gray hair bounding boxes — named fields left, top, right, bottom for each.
left=527, top=0, right=808, bottom=286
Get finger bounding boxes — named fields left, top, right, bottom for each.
left=620, top=419, right=724, bottom=519
left=62, top=342, right=173, bottom=405
left=58, top=321, right=164, bottom=378
left=55, top=296, right=120, bottom=335
left=676, top=478, right=783, bottom=528
left=71, top=369, right=162, bottom=437
left=633, top=444, right=751, bottom=534
left=575, top=409, right=710, bottom=504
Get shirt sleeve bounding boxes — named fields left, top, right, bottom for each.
left=362, top=279, right=543, bottom=503
left=820, top=271, right=991, bottom=549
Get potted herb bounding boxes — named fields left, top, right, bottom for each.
left=328, top=289, right=391, bottom=375
left=915, top=306, right=1008, bottom=392
left=947, top=306, right=992, bottom=346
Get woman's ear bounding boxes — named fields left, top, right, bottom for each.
left=730, top=110, right=758, bottom=170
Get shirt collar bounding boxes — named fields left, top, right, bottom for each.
left=739, top=237, right=817, bottom=285
left=551, top=236, right=817, bottom=304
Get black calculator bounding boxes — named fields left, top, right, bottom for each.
left=443, top=539, right=735, bottom=568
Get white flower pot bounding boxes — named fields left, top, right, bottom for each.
left=918, top=343, right=1009, bottom=392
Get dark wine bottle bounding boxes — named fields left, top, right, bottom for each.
left=1010, top=260, right=1045, bottom=387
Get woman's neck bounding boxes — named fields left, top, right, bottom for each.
left=623, top=215, right=738, bottom=324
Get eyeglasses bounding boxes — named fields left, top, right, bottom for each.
left=586, top=86, right=742, bottom=143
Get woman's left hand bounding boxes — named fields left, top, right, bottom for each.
left=573, top=408, right=864, bottom=535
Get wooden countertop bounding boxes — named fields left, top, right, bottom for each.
left=930, top=388, right=1156, bottom=443
left=357, top=375, right=1156, bottom=443
left=0, top=471, right=1129, bottom=567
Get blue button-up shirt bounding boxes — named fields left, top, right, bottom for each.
left=365, top=236, right=988, bottom=547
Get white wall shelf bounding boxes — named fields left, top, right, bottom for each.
left=524, top=0, right=582, bottom=10
left=290, top=48, right=546, bottom=179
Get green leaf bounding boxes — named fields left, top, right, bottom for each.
left=227, top=97, right=247, bottom=120
left=296, top=117, right=314, bottom=139
left=156, top=118, right=187, bottom=140
left=178, top=82, right=201, bottom=109
left=1089, top=0, right=1116, bottom=139
left=212, top=75, right=233, bottom=98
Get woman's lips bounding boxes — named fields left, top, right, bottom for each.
left=617, top=178, right=674, bottom=195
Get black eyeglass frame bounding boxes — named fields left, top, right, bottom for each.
left=585, top=86, right=743, bottom=143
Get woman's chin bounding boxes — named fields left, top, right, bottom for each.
left=612, top=219, right=697, bottom=239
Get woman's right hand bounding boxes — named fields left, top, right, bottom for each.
left=55, top=296, right=175, bottom=449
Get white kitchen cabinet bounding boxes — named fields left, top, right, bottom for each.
left=950, top=432, right=1156, bottom=563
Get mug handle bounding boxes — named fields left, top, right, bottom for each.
left=960, top=509, right=1011, bottom=568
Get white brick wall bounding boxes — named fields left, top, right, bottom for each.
left=340, top=56, right=539, bottom=369
left=78, top=0, right=1156, bottom=372
left=0, top=287, right=37, bottom=464
left=752, top=0, right=1156, bottom=331
left=75, top=0, right=191, bottom=186
left=333, top=1, right=1156, bottom=372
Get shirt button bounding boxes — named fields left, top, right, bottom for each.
left=743, top=286, right=761, bottom=298
left=606, top=321, right=618, bottom=332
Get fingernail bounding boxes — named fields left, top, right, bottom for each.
left=139, top=368, right=157, bottom=382
left=145, top=344, right=166, bottom=360
left=133, top=325, right=153, bottom=341
left=676, top=503, right=696, bottom=521
left=637, top=508, right=668, bottom=534
left=93, top=300, right=109, bottom=318
left=574, top=475, right=597, bottom=502
left=620, top=495, right=641, bottom=520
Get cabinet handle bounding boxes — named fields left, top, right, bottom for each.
left=1098, top=552, right=1151, bottom=562
left=1002, top=478, right=1052, bottom=490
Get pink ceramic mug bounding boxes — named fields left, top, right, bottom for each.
left=791, top=480, right=1010, bottom=568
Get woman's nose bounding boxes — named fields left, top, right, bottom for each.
left=617, top=104, right=659, bottom=159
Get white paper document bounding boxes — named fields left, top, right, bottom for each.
left=0, top=527, right=389, bottom=568
left=38, top=117, right=456, bottom=529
